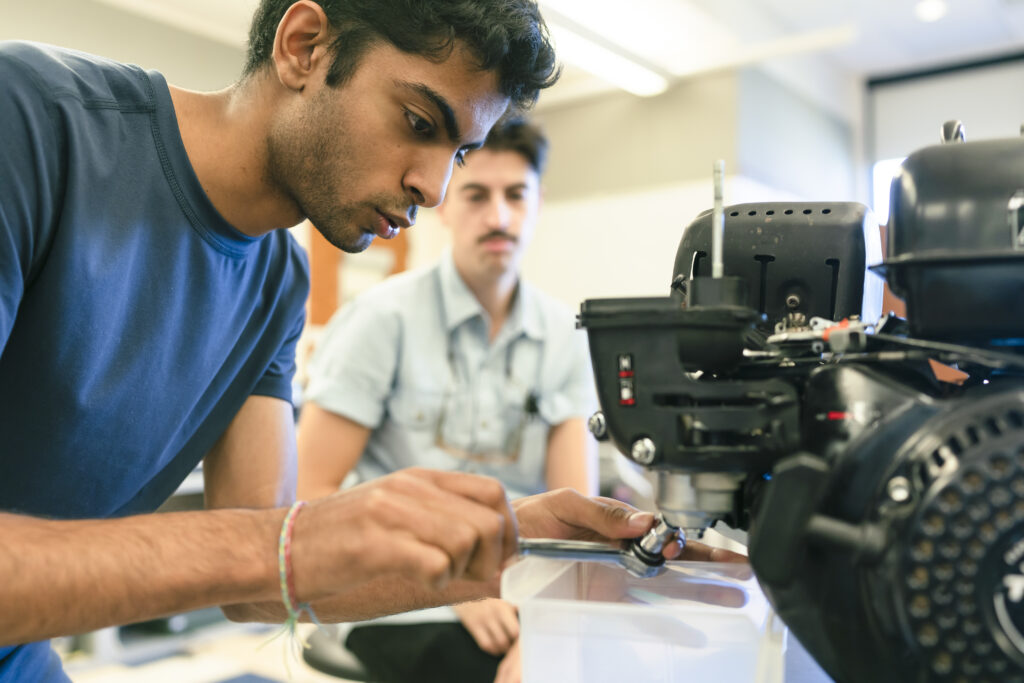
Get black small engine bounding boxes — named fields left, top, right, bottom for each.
left=579, top=125, right=1024, bottom=682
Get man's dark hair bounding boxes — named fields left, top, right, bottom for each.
left=244, top=0, right=560, bottom=110
left=480, top=117, right=549, bottom=175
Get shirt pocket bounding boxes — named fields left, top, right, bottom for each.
left=385, top=387, right=444, bottom=433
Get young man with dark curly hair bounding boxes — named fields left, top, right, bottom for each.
left=0, top=3, right=735, bottom=680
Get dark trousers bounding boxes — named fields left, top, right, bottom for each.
left=346, top=622, right=501, bottom=683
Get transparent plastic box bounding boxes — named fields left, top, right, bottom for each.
left=501, top=556, right=787, bottom=683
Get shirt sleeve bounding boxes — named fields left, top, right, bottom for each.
left=0, top=47, right=63, bottom=353
left=537, top=324, right=599, bottom=427
left=303, top=294, right=402, bottom=428
left=252, top=296, right=306, bottom=405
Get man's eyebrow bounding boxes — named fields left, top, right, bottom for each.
left=458, top=182, right=529, bottom=193
left=398, top=80, right=467, bottom=145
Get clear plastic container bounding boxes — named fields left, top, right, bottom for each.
left=501, top=556, right=787, bottom=683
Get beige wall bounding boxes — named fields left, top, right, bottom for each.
left=535, top=70, right=740, bottom=201
left=2, top=0, right=244, bottom=90
left=870, top=59, right=1024, bottom=161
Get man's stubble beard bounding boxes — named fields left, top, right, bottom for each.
left=264, top=95, right=369, bottom=254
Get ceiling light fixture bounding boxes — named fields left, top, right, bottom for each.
left=543, top=8, right=670, bottom=97
left=914, top=0, right=948, bottom=23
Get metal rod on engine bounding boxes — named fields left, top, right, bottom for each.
left=712, top=159, right=725, bottom=278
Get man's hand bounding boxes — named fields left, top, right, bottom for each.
left=291, top=468, right=517, bottom=602
left=494, top=638, right=522, bottom=683
left=454, top=598, right=519, bottom=656
left=512, top=488, right=746, bottom=563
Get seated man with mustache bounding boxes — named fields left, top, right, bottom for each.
left=297, top=118, right=597, bottom=683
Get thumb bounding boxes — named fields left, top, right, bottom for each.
left=583, top=496, right=656, bottom=540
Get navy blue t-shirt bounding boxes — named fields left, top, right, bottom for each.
left=0, top=42, right=310, bottom=678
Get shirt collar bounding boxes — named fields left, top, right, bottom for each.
left=438, top=250, right=544, bottom=341
left=438, top=249, right=483, bottom=333
left=514, top=279, right=545, bottom=341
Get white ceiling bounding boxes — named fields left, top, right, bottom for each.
left=90, top=0, right=1024, bottom=106
left=706, top=0, right=1024, bottom=76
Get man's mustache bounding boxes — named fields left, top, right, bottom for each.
left=477, top=230, right=517, bottom=244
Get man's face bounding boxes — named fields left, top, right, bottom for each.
left=266, top=41, right=508, bottom=253
left=439, top=149, right=541, bottom=282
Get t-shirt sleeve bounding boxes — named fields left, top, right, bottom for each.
left=0, top=47, right=62, bottom=352
left=303, top=295, right=401, bottom=428
left=252, top=297, right=306, bottom=405
left=538, top=325, right=598, bottom=426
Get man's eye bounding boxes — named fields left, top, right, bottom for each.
left=405, top=110, right=433, bottom=135
left=508, top=192, right=524, bottom=201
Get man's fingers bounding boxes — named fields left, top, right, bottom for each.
left=538, top=489, right=654, bottom=541
left=582, top=502, right=653, bottom=540
left=456, top=599, right=519, bottom=656
left=404, top=469, right=518, bottom=566
left=414, top=496, right=505, bottom=581
left=295, top=471, right=521, bottom=600
left=462, top=613, right=506, bottom=656
left=473, top=623, right=503, bottom=655
left=679, top=539, right=749, bottom=564
left=380, top=470, right=514, bottom=581
left=588, top=496, right=659, bottom=539
left=354, top=485, right=499, bottom=585
left=662, top=534, right=684, bottom=560
left=359, top=493, right=474, bottom=586
left=494, top=640, right=522, bottom=683
left=486, top=620, right=512, bottom=654
left=380, top=534, right=455, bottom=589
left=497, top=602, right=520, bottom=642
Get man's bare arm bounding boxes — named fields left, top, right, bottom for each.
left=0, top=399, right=294, bottom=645
left=0, top=461, right=504, bottom=645
left=544, top=417, right=598, bottom=495
left=296, top=403, right=371, bottom=501
left=0, top=507, right=282, bottom=646
left=0, top=397, right=518, bottom=644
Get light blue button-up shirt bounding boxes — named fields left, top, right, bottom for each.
left=305, top=249, right=595, bottom=500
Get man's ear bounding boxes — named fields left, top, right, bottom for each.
left=272, top=0, right=332, bottom=92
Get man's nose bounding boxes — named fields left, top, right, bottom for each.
left=485, top=198, right=512, bottom=230
left=405, top=153, right=455, bottom=209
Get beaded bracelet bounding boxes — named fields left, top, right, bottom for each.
left=278, top=500, right=310, bottom=626
left=263, top=500, right=323, bottom=670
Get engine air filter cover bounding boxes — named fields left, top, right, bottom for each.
left=875, top=137, right=1024, bottom=348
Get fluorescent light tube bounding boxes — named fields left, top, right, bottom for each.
left=548, top=22, right=670, bottom=97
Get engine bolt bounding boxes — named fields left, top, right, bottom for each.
left=888, top=476, right=911, bottom=503
left=631, top=437, right=657, bottom=465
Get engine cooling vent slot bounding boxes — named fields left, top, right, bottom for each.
left=915, top=407, right=1024, bottom=487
